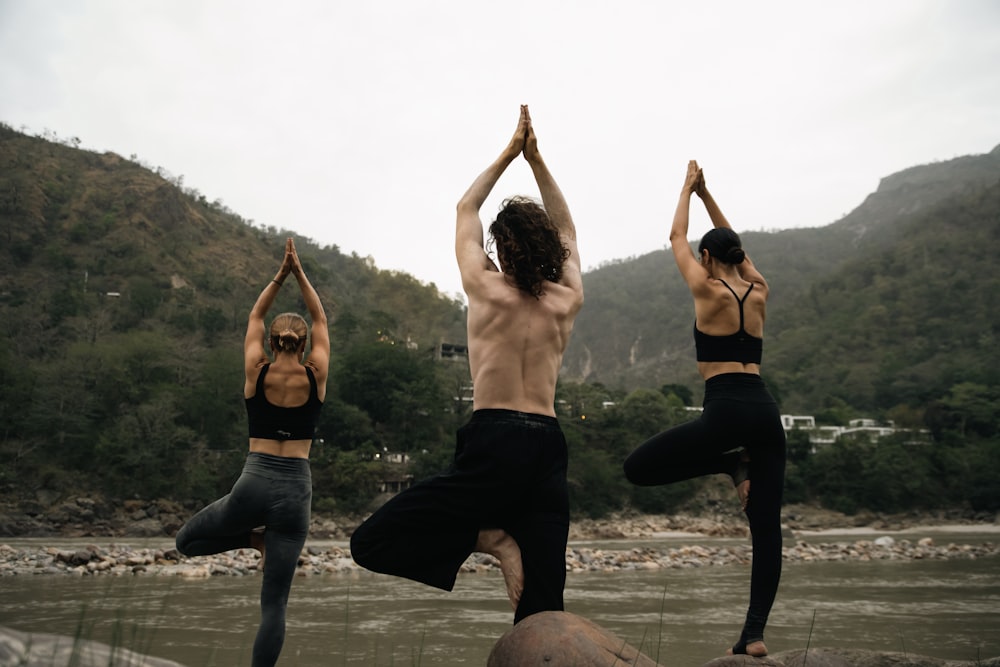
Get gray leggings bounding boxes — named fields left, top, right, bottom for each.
left=176, top=452, right=311, bottom=667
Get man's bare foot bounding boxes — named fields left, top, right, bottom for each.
left=475, top=528, right=524, bottom=610
left=250, top=528, right=266, bottom=571
left=726, top=640, right=767, bottom=657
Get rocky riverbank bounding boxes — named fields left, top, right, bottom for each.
left=1, top=488, right=998, bottom=578
left=1, top=531, right=997, bottom=578
left=2, top=486, right=997, bottom=542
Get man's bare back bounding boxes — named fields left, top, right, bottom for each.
left=456, top=105, right=583, bottom=418
left=466, top=271, right=581, bottom=416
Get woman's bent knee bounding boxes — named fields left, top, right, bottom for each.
left=349, top=524, right=373, bottom=567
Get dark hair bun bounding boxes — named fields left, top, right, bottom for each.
left=698, top=227, right=745, bottom=265
left=725, top=247, right=746, bottom=264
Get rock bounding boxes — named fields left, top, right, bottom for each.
left=701, top=656, right=785, bottom=666
left=771, top=647, right=1000, bottom=667
left=0, top=625, right=185, bottom=667
left=487, top=611, right=661, bottom=666
left=485, top=613, right=1000, bottom=667
left=123, top=518, right=165, bottom=537
left=33, top=490, right=60, bottom=507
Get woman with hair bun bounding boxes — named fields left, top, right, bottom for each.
left=624, top=162, right=786, bottom=658
left=176, top=237, right=329, bottom=667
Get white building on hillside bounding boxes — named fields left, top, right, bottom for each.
left=781, top=414, right=930, bottom=450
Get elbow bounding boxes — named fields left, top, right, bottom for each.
left=311, top=309, right=329, bottom=328
left=456, top=198, right=475, bottom=216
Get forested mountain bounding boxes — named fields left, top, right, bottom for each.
left=0, top=125, right=467, bottom=354
left=563, top=145, right=1000, bottom=417
left=2, top=123, right=997, bottom=519
left=0, top=123, right=469, bottom=510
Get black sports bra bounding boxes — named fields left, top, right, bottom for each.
left=245, top=364, right=323, bottom=440
left=693, top=280, right=763, bottom=364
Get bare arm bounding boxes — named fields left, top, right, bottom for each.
left=455, top=106, right=529, bottom=291
left=286, top=240, right=330, bottom=386
left=522, top=106, right=581, bottom=288
left=670, top=161, right=710, bottom=293
left=244, top=239, right=330, bottom=389
left=522, top=107, right=575, bottom=243
left=244, top=241, right=293, bottom=378
left=693, top=168, right=732, bottom=230
left=694, top=167, right=768, bottom=290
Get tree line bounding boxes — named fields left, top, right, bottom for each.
left=1, top=122, right=997, bottom=521
left=5, top=322, right=996, bottom=519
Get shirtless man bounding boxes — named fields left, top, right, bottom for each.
left=350, top=105, right=583, bottom=623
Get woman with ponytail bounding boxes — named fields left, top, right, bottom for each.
left=623, top=162, right=786, bottom=658
left=176, top=237, right=329, bottom=667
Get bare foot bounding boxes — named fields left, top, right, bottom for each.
left=736, top=479, right=750, bottom=513
left=726, top=640, right=767, bottom=657
left=733, top=450, right=751, bottom=512
left=475, top=528, right=524, bottom=610
left=250, top=528, right=266, bottom=571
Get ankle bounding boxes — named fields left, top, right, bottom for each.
left=475, top=528, right=508, bottom=556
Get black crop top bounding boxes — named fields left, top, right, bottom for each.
left=693, top=280, right=763, bottom=364
left=245, top=364, right=323, bottom=440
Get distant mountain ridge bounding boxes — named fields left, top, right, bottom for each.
left=0, top=123, right=467, bottom=356
left=0, top=122, right=472, bottom=506
left=562, top=144, right=1000, bottom=415
left=2, top=121, right=997, bottom=422
left=2, top=122, right=998, bottom=518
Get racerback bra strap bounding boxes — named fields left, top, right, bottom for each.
left=718, top=279, right=754, bottom=334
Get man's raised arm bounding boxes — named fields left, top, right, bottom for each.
left=522, top=106, right=580, bottom=275
left=455, top=106, right=530, bottom=287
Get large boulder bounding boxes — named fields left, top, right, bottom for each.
left=769, top=648, right=1000, bottom=667
left=0, top=626, right=184, bottom=667
left=701, top=657, right=785, bottom=667
left=487, top=614, right=1000, bottom=667
left=488, top=611, right=661, bottom=666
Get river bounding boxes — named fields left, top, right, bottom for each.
left=1, top=528, right=998, bottom=666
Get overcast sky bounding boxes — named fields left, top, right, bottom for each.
left=1, top=1, right=997, bottom=299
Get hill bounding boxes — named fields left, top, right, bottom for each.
left=2, top=123, right=998, bottom=521
left=0, top=123, right=470, bottom=509
left=562, top=145, right=1000, bottom=416
left=0, top=124, right=467, bottom=353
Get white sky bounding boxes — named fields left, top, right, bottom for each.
left=1, top=1, right=998, bottom=299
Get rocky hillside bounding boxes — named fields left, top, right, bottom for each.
left=561, top=145, right=1000, bottom=415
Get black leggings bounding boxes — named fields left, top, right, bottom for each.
left=176, top=452, right=311, bottom=667
left=623, top=373, right=786, bottom=649
left=350, top=409, right=569, bottom=624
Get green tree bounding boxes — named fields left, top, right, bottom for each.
left=311, top=449, right=384, bottom=514
left=315, top=398, right=377, bottom=453
left=336, top=341, right=447, bottom=453
left=929, top=383, right=999, bottom=439
left=178, top=347, right=244, bottom=448
left=96, top=394, right=200, bottom=497
left=125, top=276, right=163, bottom=321
left=660, top=383, right=693, bottom=406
